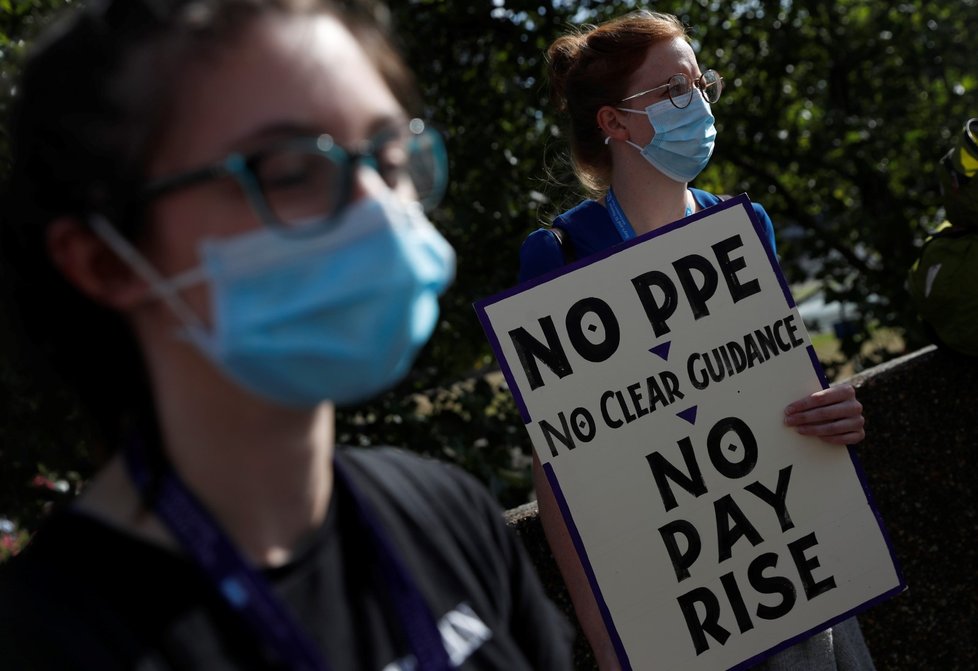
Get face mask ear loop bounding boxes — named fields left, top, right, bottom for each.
left=610, top=108, right=651, bottom=153
left=88, top=214, right=209, bottom=333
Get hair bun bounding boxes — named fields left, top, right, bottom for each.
left=546, top=32, right=587, bottom=112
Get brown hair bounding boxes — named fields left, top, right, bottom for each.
left=1, top=0, right=417, bottom=443
left=547, top=10, right=688, bottom=193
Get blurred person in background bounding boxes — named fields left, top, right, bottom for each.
left=908, top=117, right=978, bottom=358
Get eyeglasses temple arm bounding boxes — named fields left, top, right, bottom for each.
left=620, top=82, right=670, bottom=103
left=139, top=162, right=234, bottom=201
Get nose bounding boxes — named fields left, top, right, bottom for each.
left=349, top=164, right=390, bottom=204
left=349, top=163, right=420, bottom=208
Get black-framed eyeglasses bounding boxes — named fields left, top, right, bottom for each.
left=139, top=118, right=448, bottom=232
left=620, top=69, right=724, bottom=109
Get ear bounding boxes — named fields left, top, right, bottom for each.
left=596, top=105, right=634, bottom=144
left=46, top=217, right=151, bottom=310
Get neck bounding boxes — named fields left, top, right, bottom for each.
left=158, top=391, right=336, bottom=568
left=84, top=331, right=337, bottom=568
left=607, top=154, right=690, bottom=236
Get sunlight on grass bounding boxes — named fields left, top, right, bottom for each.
left=810, top=327, right=906, bottom=381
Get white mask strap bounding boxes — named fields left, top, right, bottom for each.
left=609, top=107, right=654, bottom=151
left=604, top=134, right=645, bottom=153
left=88, top=214, right=208, bottom=332
left=625, top=139, right=644, bottom=152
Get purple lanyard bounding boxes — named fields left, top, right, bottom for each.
left=606, top=187, right=693, bottom=242
left=123, top=437, right=452, bottom=671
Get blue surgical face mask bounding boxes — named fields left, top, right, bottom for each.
left=617, top=92, right=717, bottom=182
left=92, top=193, right=456, bottom=408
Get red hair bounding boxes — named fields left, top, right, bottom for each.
left=547, top=10, right=688, bottom=192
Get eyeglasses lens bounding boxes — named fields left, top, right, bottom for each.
left=253, top=125, right=447, bottom=229
left=255, top=150, right=344, bottom=228
left=405, top=129, right=448, bottom=211
left=701, top=70, right=723, bottom=104
left=668, top=74, right=694, bottom=109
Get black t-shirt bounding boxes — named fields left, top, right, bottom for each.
left=0, top=447, right=573, bottom=670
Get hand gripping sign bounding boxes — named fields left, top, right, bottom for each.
left=475, top=195, right=904, bottom=671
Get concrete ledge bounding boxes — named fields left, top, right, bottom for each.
left=505, top=346, right=978, bottom=670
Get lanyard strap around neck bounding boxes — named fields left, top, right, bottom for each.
left=606, top=187, right=694, bottom=242
left=605, top=187, right=636, bottom=242
left=123, top=438, right=452, bottom=671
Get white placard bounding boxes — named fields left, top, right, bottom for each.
left=475, top=195, right=903, bottom=671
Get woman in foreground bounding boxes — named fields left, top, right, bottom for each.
left=0, top=1, right=572, bottom=668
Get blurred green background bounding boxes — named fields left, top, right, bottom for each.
left=2, top=0, right=977, bottom=556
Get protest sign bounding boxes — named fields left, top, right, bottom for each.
left=475, top=195, right=904, bottom=670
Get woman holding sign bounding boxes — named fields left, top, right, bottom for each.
left=519, top=10, right=871, bottom=670
left=0, top=1, right=573, bottom=668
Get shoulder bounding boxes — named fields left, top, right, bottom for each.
left=519, top=227, right=564, bottom=283
left=0, top=540, right=68, bottom=665
left=689, top=187, right=771, bottom=217
left=0, top=512, right=92, bottom=597
left=690, top=188, right=777, bottom=253
left=337, top=447, right=574, bottom=668
left=335, top=448, right=512, bottom=603
left=690, top=187, right=723, bottom=208
left=338, top=445, right=476, bottom=489
left=518, top=199, right=615, bottom=283
left=335, top=447, right=523, bottom=581
left=337, top=447, right=500, bottom=523
left=554, top=198, right=609, bottom=227
left=748, top=201, right=777, bottom=253
left=690, top=187, right=765, bottom=214
left=0, top=512, right=144, bottom=668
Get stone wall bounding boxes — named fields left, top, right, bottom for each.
left=505, top=346, right=978, bottom=670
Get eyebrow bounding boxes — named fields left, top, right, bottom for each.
left=226, top=114, right=408, bottom=154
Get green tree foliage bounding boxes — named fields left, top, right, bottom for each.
left=688, top=0, right=978, bottom=370
left=388, top=0, right=978, bottom=385
left=0, top=0, right=91, bottom=552
left=2, top=0, right=977, bottom=540
left=0, top=0, right=72, bottom=177
left=364, top=0, right=978, bottom=500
